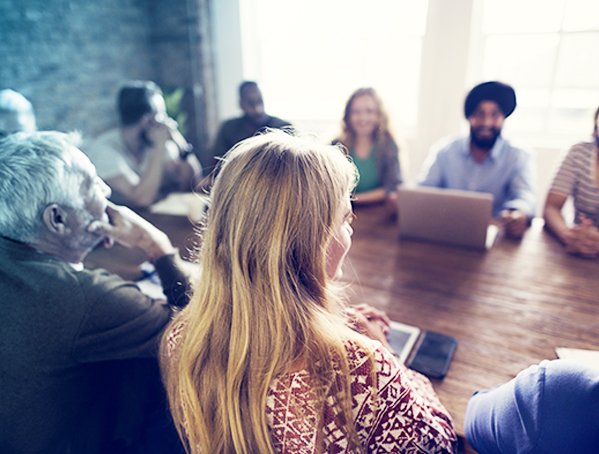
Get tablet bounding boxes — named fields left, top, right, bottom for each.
left=387, top=321, right=421, bottom=364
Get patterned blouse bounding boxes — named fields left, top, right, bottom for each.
left=166, top=325, right=457, bottom=453
left=550, top=141, right=599, bottom=226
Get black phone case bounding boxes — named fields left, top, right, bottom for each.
left=407, top=330, right=458, bottom=379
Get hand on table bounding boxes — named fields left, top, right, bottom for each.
left=499, top=209, right=529, bottom=239
left=347, top=304, right=392, bottom=351
left=564, top=217, right=599, bottom=258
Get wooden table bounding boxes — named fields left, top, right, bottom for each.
left=344, top=204, right=599, bottom=439
left=85, top=204, right=599, bottom=447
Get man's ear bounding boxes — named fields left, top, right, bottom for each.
left=42, top=204, right=68, bottom=235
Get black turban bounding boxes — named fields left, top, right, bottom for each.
left=464, top=81, right=516, bottom=119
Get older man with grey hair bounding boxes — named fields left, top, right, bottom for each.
left=0, top=132, right=189, bottom=453
left=0, top=89, right=37, bottom=137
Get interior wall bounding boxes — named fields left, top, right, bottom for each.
left=0, top=0, right=215, bottom=166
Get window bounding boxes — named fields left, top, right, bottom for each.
left=479, top=0, right=599, bottom=148
left=239, top=0, right=429, bottom=141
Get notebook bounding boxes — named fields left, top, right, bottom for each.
left=398, top=186, right=498, bottom=250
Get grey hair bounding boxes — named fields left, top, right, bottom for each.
left=0, top=131, right=93, bottom=242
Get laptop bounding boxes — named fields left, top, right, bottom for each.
left=398, top=186, right=498, bottom=250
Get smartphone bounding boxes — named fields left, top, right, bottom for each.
left=407, top=330, right=458, bottom=379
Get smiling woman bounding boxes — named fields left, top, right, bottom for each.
left=334, top=87, right=403, bottom=210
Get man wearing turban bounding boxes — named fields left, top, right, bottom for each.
left=418, top=81, right=535, bottom=239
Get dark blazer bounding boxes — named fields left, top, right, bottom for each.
left=0, top=236, right=189, bottom=453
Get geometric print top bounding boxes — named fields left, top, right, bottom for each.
left=265, top=337, right=457, bottom=453
left=166, top=327, right=457, bottom=453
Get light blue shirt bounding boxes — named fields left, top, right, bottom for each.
left=418, top=136, right=536, bottom=218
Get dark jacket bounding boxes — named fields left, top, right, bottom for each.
left=0, top=236, right=189, bottom=453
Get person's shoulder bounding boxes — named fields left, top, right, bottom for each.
left=90, top=128, right=121, bottom=145
left=498, top=137, right=532, bottom=158
left=430, top=136, right=465, bottom=158
left=266, top=115, right=292, bottom=128
left=567, top=141, right=595, bottom=158
left=85, top=128, right=123, bottom=155
left=343, top=337, right=399, bottom=380
left=21, top=259, right=118, bottom=312
left=219, top=116, right=244, bottom=129
left=378, top=132, right=399, bottom=151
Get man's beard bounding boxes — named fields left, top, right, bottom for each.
left=470, top=126, right=501, bottom=150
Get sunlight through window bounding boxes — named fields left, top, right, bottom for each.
left=239, top=0, right=429, bottom=142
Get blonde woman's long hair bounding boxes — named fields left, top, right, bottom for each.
left=161, top=130, right=366, bottom=453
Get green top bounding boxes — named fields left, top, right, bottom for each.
left=352, top=145, right=381, bottom=193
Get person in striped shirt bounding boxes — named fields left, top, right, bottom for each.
left=544, top=106, right=599, bottom=257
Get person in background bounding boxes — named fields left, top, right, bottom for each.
left=464, top=359, right=599, bottom=454
left=334, top=87, right=402, bottom=213
left=0, top=131, right=190, bottom=453
left=86, top=80, right=202, bottom=208
left=419, top=81, right=535, bottom=239
left=161, top=131, right=456, bottom=453
left=0, top=88, right=37, bottom=137
left=543, top=106, right=599, bottom=257
left=209, top=81, right=291, bottom=174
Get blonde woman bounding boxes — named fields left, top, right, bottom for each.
left=161, top=131, right=456, bottom=453
left=334, top=87, right=402, bottom=208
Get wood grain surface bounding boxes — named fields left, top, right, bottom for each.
left=85, top=203, right=599, bottom=449
left=343, top=204, right=599, bottom=439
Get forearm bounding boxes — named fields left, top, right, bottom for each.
left=129, top=147, right=167, bottom=207
left=153, top=252, right=191, bottom=307
left=543, top=204, right=570, bottom=244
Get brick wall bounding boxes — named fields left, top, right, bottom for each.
left=0, top=0, right=214, bottom=163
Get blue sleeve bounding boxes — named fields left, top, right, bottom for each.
left=464, top=364, right=545, bottom=453
left=503, top=150, right=536, bottom=218
left=418, top=149, right=445, bottom=188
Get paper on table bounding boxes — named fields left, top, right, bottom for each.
left=555, top=348, right=599, bottom=370
left=149, top=192, right=208, bottom=221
